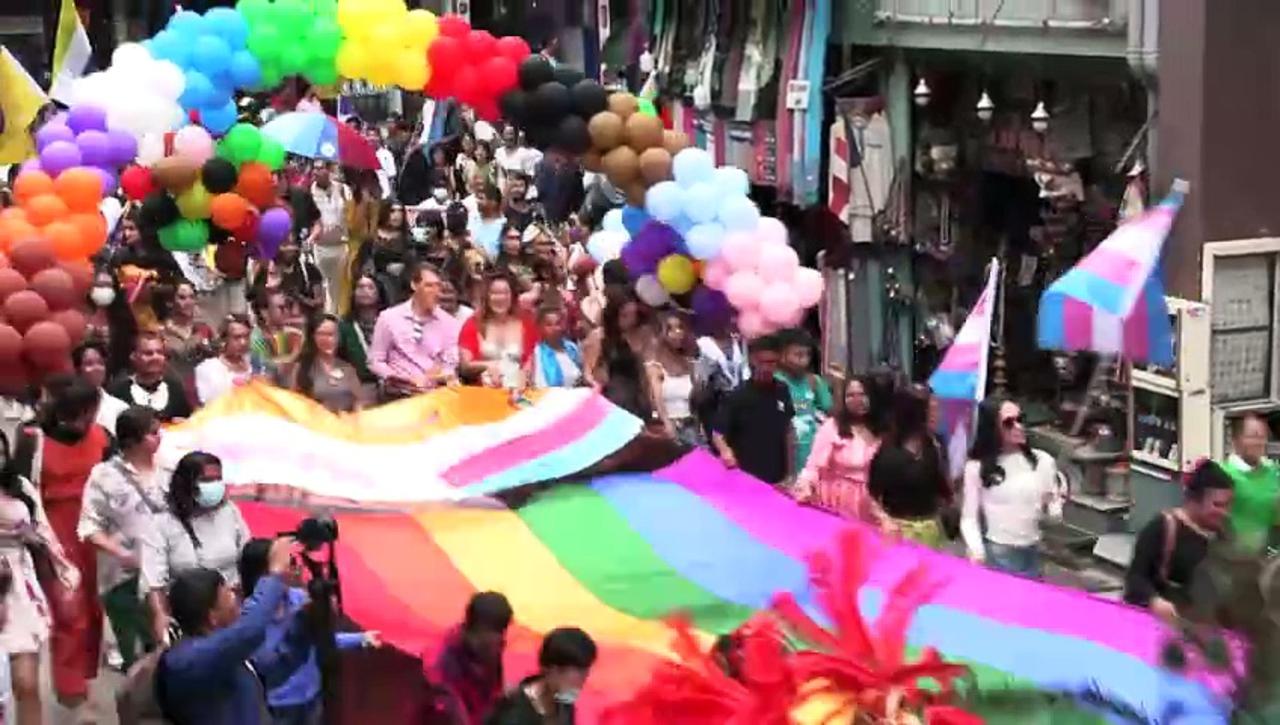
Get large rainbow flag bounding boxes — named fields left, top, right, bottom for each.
left=173, top=385, right=1225, bottom=722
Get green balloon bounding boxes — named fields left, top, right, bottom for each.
left=309, top=18, right=342, bottom=53
left=307, top=62, right=339, bottom=87
left=258, top=138, right=287, bottom=171
left=238, top=0, right=270, bottom=23
left=637, top=98, right=658, bottom=117
left=312, top=0, right=338, bottom=19
left=247, top=27, right=282, bottom=63
left=280, top=45, right=308, bottom=76
left=223, top=124, right=262, bottom=166
left=259, top=63, right=285, bottom=91
left=275, top=0, right=308, bottom=28
left=158, top=220, right=208, bottom=252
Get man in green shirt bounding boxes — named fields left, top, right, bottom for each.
left=1223, top=413, right=1280, bottom=554
left=774, top=328, right=833, bottom=476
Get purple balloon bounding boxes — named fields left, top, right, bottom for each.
left=66, top=104, right=109, bottom=135
left=256, top=207, right=292, bottom=260
left=19, top=159, right=43, bottom=174
left=93, top=166, right=119, bottom=194
left=105, top=129, right=138, bottom=167
left=35, top=123, right=75, bottom=152
left=621, top=220, right=682, bottom=278
left=39, top=140, right=83, bottom=177
left=690, top=286, right=732, bottom=335
left=76, top=130, right=112, bottom=166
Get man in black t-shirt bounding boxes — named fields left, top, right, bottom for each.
left=106, top=333, right=193, bottom=422
left=712, top=334, right=796, bottom=485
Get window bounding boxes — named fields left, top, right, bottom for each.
left=1210, top=253, right=1277, bottom=403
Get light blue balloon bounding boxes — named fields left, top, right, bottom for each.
left=685, top=222, right=726, bottom=260
left=179, top=70, right=215, bottom=109
left=168, top=9, right=205, bottom=38
left=205, top=7, right=250, bottom=50
left=191, top=34, right=232, bottom=76
left=148, top=30, right=190, bottom=67
left=672, top=148, right=715, bottom=187
left=683, top=182, right=720, bottom=225
left=645, top=181, right=683, bottom=222
left=601, top=208, right=626, bottom=234
left=671, top=215, right=695, bottom=238
left=201, top=100, right=238, bottom=135
left=719, top=195, right=761, bottom=232
left=587, top=230, right=626, bottom=263
left=714, top=166, right=751, bottom=197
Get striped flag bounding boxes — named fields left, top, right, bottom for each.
left=0, top=47, right=49, bottom=164
left=49, top=0, right=92, bottom=104
left=929, top=259, right=1000, bottom=479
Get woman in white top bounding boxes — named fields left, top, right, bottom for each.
left=961, top=398, right=1062, bottom=579
left=142, top=451, right=248, bottom=644
left=645, top=311, right=704, bottom=447
left=194, top=314, right=258, bottom=405
left=457, top=274, right=536, bottom=388
left=72, top=341, right=128, bottom=434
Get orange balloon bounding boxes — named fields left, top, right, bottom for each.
left=209, top=193, right=250, bottom=231
left=0, top=208, right=28, bottom=226
left=0, top=218, right=37, bottom=254
left=24, top=194, right=69, bottom=227
left=66, top=213, right=108, bottom=257
left=53, top=168, right=104, bottom=214
left=43, top=221, right=83, bottom=262
left=234, top=163, right=275, bottom=209
left=12, top=171, right=54, bottom=207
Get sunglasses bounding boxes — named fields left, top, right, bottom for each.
left=1001, top=414, right=1025, bottom=430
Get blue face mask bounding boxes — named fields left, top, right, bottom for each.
left=195, top=480, right=226, bottom=509
left=553, top=688, right=580, bottom=706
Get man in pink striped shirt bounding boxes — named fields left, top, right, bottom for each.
left=368, top=261, right=462, bottom=398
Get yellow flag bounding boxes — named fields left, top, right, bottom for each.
left=49, top=0, right=92, bottom=104
left=0, top=46, right=48, bottom=165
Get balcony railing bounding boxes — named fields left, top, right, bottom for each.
left=874, top=0, right=1127, bottom=31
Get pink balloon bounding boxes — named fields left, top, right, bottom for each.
left=758, top=216, right=789, bottom=246
left=760, top=283, right=800, bottom=325
left=794, top=266, right=824, bottom=308
left=758, top=244, right=799, bottom=283
left=724, top=271, right=764, bottom=311
left=702, top=257, right=731, bottom=290
left=737, top=310, right=769, bottom=339
left=720, top=231, right=759, bottom=272
left=173, top=125, right=215, bottom=164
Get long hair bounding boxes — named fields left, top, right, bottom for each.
left=474, top=273, right=517, bottom=330
left=883, top=385, right=932, bottom=450
left=969, top=396, right=1037, bottom=488
left=295, top=313, right=342, bottom=399
left=602, top=287, right=645, bottom=359
left=834, top=375, right=877, bottom=439
left=0, top=431, right=35, bottom=520
left=344, top=274, right=389, bottom=323
left=166, top=451, right=223, bottom=550
left=92, top=265, right=139, bottom=378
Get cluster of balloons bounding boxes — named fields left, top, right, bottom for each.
left=241, top=0, right=342, bottom=87
left=146, top=7, right=262, bottom=133
left=498, top=56, right=607, bottom=154
left=29, top=105, right=137, bottom=196
left=707, top=217, right=825, bottom=338
left=644, top=148, right=760, bottom=259
left=68, top=43, right=187, bottom=140
left=586, top=91, right=690, bottom=206
left=425, top=15, right=530, bottom=120
left=336, top=0, right=441, bottom=90
left=0, top=169, right=109, bottom=261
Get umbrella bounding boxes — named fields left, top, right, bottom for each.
left=259, top=112, right=379, bottom=170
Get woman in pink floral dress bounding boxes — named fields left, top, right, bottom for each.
left=793, top=377, right=884, bottom=524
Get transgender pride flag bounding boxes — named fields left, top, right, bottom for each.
left=1037, top=181, right=1188, bottom=366
left=929, top=259, right=1000, bottom=478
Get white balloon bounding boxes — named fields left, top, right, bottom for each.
left=635, top=275, right=671, bottom=307
left=136, top=133, right=166, bottom=166
left=148, top=61, right=187, bottom=101
left=111, top=42, right=153, bottom=70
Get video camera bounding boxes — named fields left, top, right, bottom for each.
left=286, top=516, right=339, bottom=551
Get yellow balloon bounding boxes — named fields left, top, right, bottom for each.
left=395, top=50, right=428, bottom=89
left=656, top=254, right=696, bottom=295
left=176, top=183, right=211, bottom=220
left=405, top=9, right=439, bottom=46
left=365, top=50, right=397, bottom=85
left=335, top=43, right=368, bottom=79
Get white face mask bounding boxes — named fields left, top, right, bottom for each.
left=90, top=287, right=116, bottom=307
left=553, top=688, right=580, bottom=706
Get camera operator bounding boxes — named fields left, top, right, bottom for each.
left=154, top=537, right=312, bottom=725
left=239, top=538, right=381, bottom=725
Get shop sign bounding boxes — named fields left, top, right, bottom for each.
left=785, top=80, right=810, bottom=110
left=342, top=80, right=391, bottom=97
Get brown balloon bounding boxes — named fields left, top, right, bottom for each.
left=0, top=268, right=27, bottom=303
left=625, top=114, right=665, bottom=153
left=638, top=147, right=674, bottom=185
left=48, top=308, right=87, bottom=345
left=662, top=129, right=691, bottom=154
left=0, top=324, right=20, bottom=365
left=4, top=290, right=47, bottom=333
left=30, top=268, right=76, bottom=312
left=59, top=260, right=94, bottom=300
left=0, top=363, right=27, bottom=396
left=624, top=181, right=648, bottom=208
left=582, top=149, right=604, bottom=173
left=151, top=156, right=200, bottom=193
left=23, top=320, right=71, bottom=370
left=587, top=112, right=624, bottom=152
left=606, top=92, right=639, bottom=121
left=601, top=146, right=640, bottom=186
left=9, top=237, right=56, bottom=279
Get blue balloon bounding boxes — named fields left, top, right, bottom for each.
left=602, top=208, right=626, bottom=234
left=205, top=7, right=250, bottom=49
left=671, top=215, right=695, bottom=238
left=148, top=30, right=190, bottom=67
left=683, top=182, right=720, bottom=224
left=191, top=34, right=232, bottom=76
left=168, top=10, right=205, bottom=37
left=714, top=166, right=751, bottom=197
left=620, top=205, right=651, bottom=237
left=644, top=181, right=683, bottom=222
left=719, top=195, right=761, bottom=232
left=180, top=70, right=215, bottom=109
left=201, top=100, right=238, bottom=135
left=685, top=222, right=726, bottom=260
left=672, top=148, right=715, bottom=187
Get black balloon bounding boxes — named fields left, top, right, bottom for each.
left=528, top=81, right=572, bottom=124
left=570, top=79, right=609, bottom=118
left=553, top=66, right=586, bottom=88
left=523, top=123, right=556, bottom=151
left=555, top=115, right=591, bottom=155
left=498, top=90, right=527, bottom=126
left=517, top=56, right=555, bottom=93
left=201, top=158, right=238, bottom=194
left=138, top=190, right=180, bottom=229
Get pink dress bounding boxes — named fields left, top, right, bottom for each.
left=795, top=419, right=881, bottom=522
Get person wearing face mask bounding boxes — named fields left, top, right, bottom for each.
left=488, top=626, right=597, bottom=725
left=106, top=333, right=194, bottom=423
left=85, top=268, right=140, bottom=379
left=76, top=406, right=166, bottom=676
left=1223, top=413, right=1280, bottom=555
left=142, top=451, right=249, bottom=646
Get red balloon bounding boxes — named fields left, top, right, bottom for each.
left=0, top=268, right=27, bottom=303
left=0, top=324, right=21, bottom=365
left=465, top=30, right=497, bottom=63
left=22, top=320, right=71, bottom=370
left=481, top=56, right=518, bottom=97
left=48, top=308, right=87, bottom=345
left=473, top=97, right=501, bottom=123
left=29, top=268, right=76, bottom=311
left=495, top=35, right=532, bottom=63
left=59, top=260, right=94, bottom=299
left=428, top=35, right=465, bottom=75
left=453, top=65, right=482, bottom=107
left=233, top=207, right=260, bottom=242
left=9, top=237, right=56, bottom=279
left=120, top=165, right=156, bottom=202
left=4, top=290, right=48, bottom=333
left=438, top=13, right=470, bottom=39
left=0, top=363, right=28, bottom=396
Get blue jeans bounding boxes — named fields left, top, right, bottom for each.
left=984, top=540, right=1043, bottom=579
